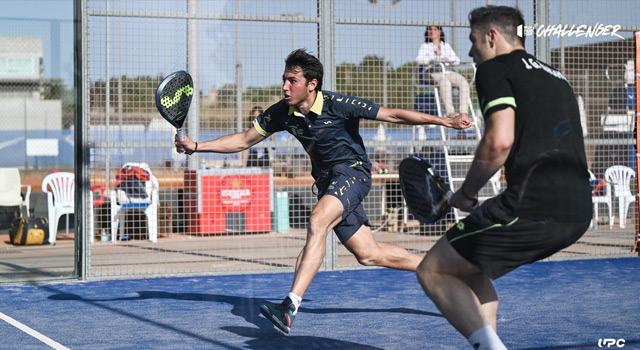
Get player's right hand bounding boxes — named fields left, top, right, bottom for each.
left=174, top=134, right=195, bottom=155
left=450, top=188, right=479, bottom=212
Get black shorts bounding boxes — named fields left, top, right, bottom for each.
left=446, top=196, right=590, bottom=279
left=315, top=163, right=371, bottom=244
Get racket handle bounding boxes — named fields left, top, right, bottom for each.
left=177, top=128, right=185, bottom=141
left=447, top=190, right=479, bottom=210
left=445, top=191, right=453, bottom=205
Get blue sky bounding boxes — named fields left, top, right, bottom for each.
left=0, top=0, right=74, bottom=86
left=0, top=0, right=637, bottom=90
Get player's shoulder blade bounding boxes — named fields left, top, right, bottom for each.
left=321, top=90, right=341, bottom=104
left=477, top=56, right=511, bottom=81
left=321, top=90, right=347, bottom=111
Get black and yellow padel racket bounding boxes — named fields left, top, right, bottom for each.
left=398, top=156, right=453, bottom=224
left=156, top=70, right=194, bottom=141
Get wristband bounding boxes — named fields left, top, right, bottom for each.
left=460, top=185, right=476, bottom=201
left=187, top=142, right=197, bottom=155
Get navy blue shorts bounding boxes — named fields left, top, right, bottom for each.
left=446, top=196, right=590, bottom=279
left=315, top=163, right=371, bottom=244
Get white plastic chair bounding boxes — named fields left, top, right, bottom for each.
left=41, top=172, right=75, bottom=245
left=589, top=170, right=612, bottom=229
left=110, top=163, right=158, bottom=243
left=477, top=170, right=503, bottom=204
left=489, top=170, right=502, bottom=196
left=605, top=165, right=636, bottom=229
left=0, top=168, right=31, bottom=218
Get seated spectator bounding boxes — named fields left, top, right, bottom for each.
left=416, top=26, right=470, bottom=117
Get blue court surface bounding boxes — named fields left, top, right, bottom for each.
left=0, top=258, right=638, bottom=350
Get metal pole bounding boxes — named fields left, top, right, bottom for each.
left=236, top=63, right=243, bottom=132
left=559, top=0, right=565, bottom=74
left=450, top=0, right=457, bottom=53
left=534, top=0, right=551, bottom=64
left=236, top=2, right=243, bottom=135
left=319, top=1, right=335, bottom=92
left=74, top=0, right=87, bottom=279
left=318, top=0, right=335, bottom=270
left=104, top=0, right=110, bottom=194
left=187, top=0, right=200, bottom=170
left=382, top=17, right=387, bottom=106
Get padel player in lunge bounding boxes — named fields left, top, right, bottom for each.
left=416, top=6, right=592, bottom=350
left=175, top=49, right=471, bottom=334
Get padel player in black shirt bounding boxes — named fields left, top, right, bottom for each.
left=416, top=6, right=592, bottom=350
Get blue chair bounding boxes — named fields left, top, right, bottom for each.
left=413, top=64, right=443, bottom=116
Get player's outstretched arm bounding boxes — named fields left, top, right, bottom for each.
left=175, top=127, right=266, bottom=155
left=375, top=107, right=472, bottom=130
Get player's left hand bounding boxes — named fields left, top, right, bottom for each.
left=447, top=113, right=472, bottom=130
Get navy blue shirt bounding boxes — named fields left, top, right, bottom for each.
left=253, top=91, right=380, bottom=179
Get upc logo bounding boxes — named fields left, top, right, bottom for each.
left=598, top=339, right=626, bottom=348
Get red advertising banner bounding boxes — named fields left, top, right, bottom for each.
left=184, top=169, right=272, bottom=235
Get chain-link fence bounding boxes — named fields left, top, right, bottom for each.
left=1, top=0, right=638, bottom=281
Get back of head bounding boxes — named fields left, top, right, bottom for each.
left=468, top=6, right=525, bottom=47
left=285, top=49, right=324, bottom=91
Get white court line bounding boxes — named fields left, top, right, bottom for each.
left=0, top=311, right=70, bottom=350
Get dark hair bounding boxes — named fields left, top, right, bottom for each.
left=284, top=49, right=323, bottom=91
left=249, top=105, right=263, bottom=121
left=468, top=6, right=525, bottom=46
left=250, top=105, right=264, bottom=115
left=424, top=26, right=445, bottom=43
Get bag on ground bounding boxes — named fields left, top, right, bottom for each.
left=9, top=217, right=49, bottom=245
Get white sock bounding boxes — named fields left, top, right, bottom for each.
left=468, top=325, right=507, bottom=350
left=287, top=292, right=302, bottom=315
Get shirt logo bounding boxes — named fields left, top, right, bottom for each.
left=521, top=57, right=568, bottom=82
left=290, top=127, right=304, bottom=136
left=323, top=121, right=332, bottom=125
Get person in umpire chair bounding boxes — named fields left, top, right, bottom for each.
left=416, top=6, right=592, bottom=350
left=175, top=49, right=471, bottom=334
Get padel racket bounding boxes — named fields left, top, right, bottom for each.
left=398, top=156, right=452, bottom=224
left=156, top=70, right=193, bottom=140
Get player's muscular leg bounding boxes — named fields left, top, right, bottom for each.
left=290, top=195, right=344, bottom=297
left=461, top=272, right=498, bottom=331
left=344, top=225, right=422, bottom=271
left=417, top=237, right=493, bottom=337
